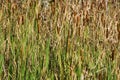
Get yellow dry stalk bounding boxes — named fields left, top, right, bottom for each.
left=35, top=1, right=41, bottom=16
left=0, top=10, right=2, bottom=21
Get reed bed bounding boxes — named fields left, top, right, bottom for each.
left=0, top=0, right=120, bottom=80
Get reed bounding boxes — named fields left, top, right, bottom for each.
left=0, top=0, right=120, bottom=80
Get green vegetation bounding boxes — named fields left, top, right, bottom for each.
left=0, top=0, right=120, bottom=80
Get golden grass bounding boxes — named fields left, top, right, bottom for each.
left=0, top=0, right=120, bottom=80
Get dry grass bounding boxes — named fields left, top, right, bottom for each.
left=0, top=0, right=120, bottom=80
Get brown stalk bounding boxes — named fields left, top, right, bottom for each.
left=117, top=22, right=120, bottom=41
left=11, top=2, right=17, bottom=14
left=37, top=19, right=41, bottom=33
left=17, top=15, right=24, bottom=25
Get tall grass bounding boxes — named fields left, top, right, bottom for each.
left=0, top=0, right=120, bottom=80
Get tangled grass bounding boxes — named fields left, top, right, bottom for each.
left=0, top=0, right=120, bottom=80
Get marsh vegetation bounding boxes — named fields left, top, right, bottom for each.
left=0, top=0, right=120, bottom=80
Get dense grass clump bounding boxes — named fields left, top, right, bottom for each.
left=0, top=0, right=120, bottom=80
